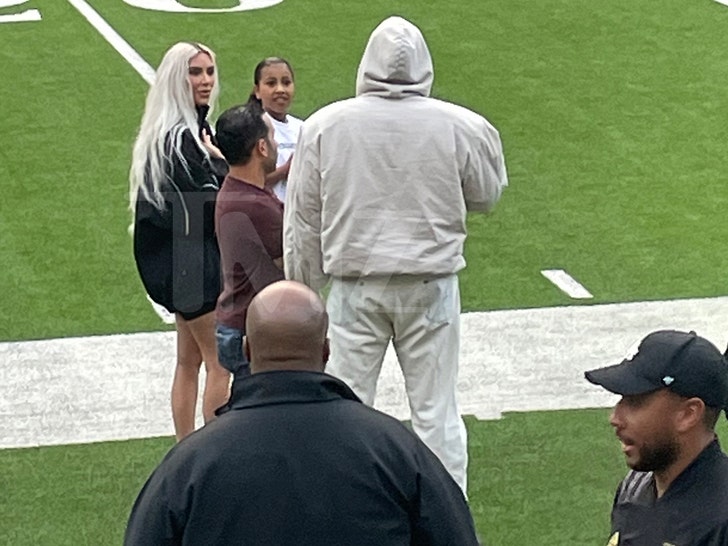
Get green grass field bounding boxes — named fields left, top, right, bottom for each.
left=1, top=0, right=727, bottom=544
left=4, top=412, right=728, bottom=545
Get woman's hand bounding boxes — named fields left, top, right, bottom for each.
left=201, top=129, right=225, bottom=160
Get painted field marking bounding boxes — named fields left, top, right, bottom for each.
left=66, top=0, right=155, bottom=84
left=541, top=269, right=594, bottom=299
left=0, top=0, right=41, bottom=22
left=4, top=296, right=728, bottom=448
left=122, top=0, right=283, bottom=12
left=0, top=9, right=39, bottom=22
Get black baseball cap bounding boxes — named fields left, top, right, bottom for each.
left=585, top=330, right=728, bottom=409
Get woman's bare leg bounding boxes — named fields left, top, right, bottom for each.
left=172, top=314, right=203, bottom=441
left=185, top=311, right=231, bottom=423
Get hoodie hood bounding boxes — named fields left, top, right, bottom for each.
left=355, top=16, right=433, bottom=99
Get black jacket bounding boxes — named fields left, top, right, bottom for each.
left=124, top=371, right=480, bottom=546
left=609, top=439, right=728, bottom=545
left=133, top=105, right=228, bottom=317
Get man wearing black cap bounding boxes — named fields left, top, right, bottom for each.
left=585, top=329, right=728, bottom=545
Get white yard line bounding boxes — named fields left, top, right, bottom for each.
left=2, top=296, right=727, bottom=449
left=541, top=269, right=593, bottom=299
left=0, top=9, right=41, bottom=23
left=67, top=0, right=156, bottom=84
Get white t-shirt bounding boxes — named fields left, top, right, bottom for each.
left=271, top=114, right=304, bottom=202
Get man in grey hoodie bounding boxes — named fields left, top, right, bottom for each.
left=284, top=15, right=508, bottom=494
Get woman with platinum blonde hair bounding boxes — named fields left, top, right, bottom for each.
left=129, top=41, right=229, bottom=441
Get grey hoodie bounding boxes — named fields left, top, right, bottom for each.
left=355, top=16, right=433, bottom=99
left=284, top=16, right=508, bottom=290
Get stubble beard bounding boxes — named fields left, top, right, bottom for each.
left=631, top=437, right=680, bottom=473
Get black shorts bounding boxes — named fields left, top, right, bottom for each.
left=176, top=299, right=217, bottom=321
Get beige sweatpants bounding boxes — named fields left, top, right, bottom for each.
left=325, top=274, right=468, bottom=494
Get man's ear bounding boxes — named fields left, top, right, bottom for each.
left=676, top=397, right=705, bottom=433
left=256, top=138, right=268, bottom=158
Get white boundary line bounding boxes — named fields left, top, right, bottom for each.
left=3, top=296, right=728, bottom=448
left=0, top=9, right=41, bottom=22
left=123, top=0, right=282, bottom=12
left=541, top=269, right=593, bottom=299
left=66, top=0, right=156, bottom=84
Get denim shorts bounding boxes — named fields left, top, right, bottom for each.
left=215, top=323, right=250, bottom=375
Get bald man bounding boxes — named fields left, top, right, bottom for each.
left=125, top=281, right=480, bottom=546
left=244, top=280, right=329, bottom=373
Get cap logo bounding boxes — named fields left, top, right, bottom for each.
left=662, top=376, right=675, bottom=386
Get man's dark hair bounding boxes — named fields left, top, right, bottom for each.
left=215, top=99, right=268, bottom=166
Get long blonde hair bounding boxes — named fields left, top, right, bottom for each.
left=129, top=42, right=220, bottom=215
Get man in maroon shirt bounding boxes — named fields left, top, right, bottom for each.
left=213, top=100, right=284, bottom=393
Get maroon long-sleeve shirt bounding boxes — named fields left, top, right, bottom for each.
left=215, top=175, right=284, bottom=330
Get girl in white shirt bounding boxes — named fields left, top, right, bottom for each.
left=251, top=57, right=303, bottom=202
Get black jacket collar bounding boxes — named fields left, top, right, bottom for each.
left=195, top=104, right=210, bottom=126
left=660, top=437, right=724, bottom=500
left=224, top=371, right=362, bottom=413
left=628, top=438, right=724, bottom=505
